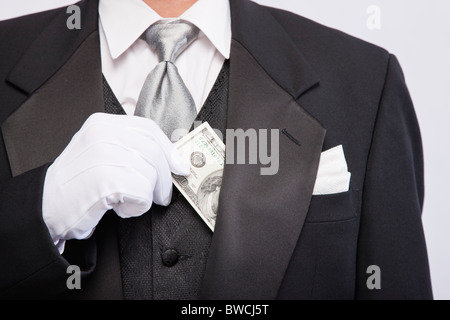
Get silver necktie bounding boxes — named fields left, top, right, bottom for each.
left=135, top=21, right=200, bottom=138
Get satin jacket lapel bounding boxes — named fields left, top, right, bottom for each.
left=1, top=0, right=103, bottom=177
left=200, top=0, right=326, bottom=299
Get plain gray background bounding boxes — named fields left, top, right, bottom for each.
left=1, top=0, right=449, bottom=299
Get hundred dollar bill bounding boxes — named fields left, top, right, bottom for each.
left=172, top=122, right=225, bottom=231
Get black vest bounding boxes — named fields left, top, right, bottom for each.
left=103, top=60, right=229, bottom=299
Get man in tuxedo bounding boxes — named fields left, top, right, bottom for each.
left=0, top=0, right=433, bottom=299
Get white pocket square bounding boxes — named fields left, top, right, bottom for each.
left=313, top=145, right=351, bottom=195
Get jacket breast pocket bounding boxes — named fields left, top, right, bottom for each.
left=305, top=189, right=361, bottom=223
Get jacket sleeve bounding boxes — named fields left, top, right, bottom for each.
left=355, top=54, right=433, bottom=299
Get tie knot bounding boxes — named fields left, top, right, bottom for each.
left=144, top=20, right=199, bottom=63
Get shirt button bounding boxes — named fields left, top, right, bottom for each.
left=161, top=248, right=179, bottom=267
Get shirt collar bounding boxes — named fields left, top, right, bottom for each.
left=99, top=0, right=231, bottom=60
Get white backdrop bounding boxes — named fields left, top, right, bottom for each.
left=1, top=0, right=449, bottom=299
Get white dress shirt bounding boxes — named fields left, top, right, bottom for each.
left=99, top=0, right=231, bottom=115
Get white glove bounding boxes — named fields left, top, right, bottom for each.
left=42, top=113, right=190, bottom=252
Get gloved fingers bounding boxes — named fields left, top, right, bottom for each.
left=68, top=113, right=191, bottom=176
left=55, top=140, right=174, bottom=206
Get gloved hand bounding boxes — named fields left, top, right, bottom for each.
left=42, top=113, right=190, bottom=252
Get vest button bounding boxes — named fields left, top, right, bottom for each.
left=161, top=248, right=179, bottom=267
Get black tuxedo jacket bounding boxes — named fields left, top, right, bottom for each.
left=0, top=0, right=432, bottom=299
